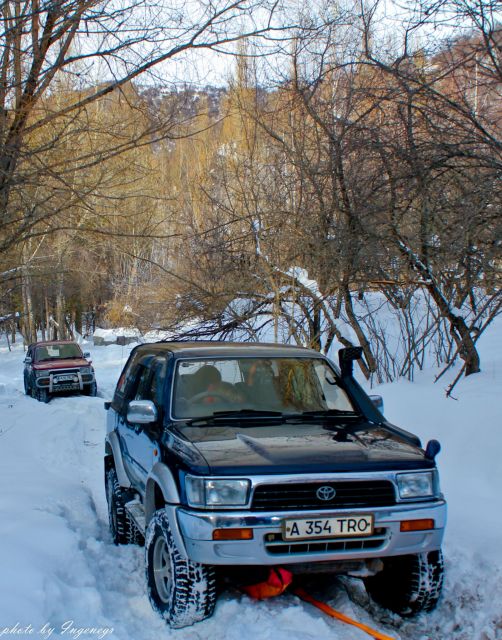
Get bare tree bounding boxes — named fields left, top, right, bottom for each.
left=0, top=0, right=291, bottom=342
left=159, top=3, right=501, bottom=388
left=0, top=0, right=289, bottom=253
left=358, top=0, right=501, bottom=380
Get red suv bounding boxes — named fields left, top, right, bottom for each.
left=23, top=341, right=97, bottom=402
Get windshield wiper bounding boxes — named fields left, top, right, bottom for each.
left=179, top=409, right=361, bottom=427
left=286, top=409, right=361, bottom=422
left=181, top=409, right=284, bottom=426
left=214, top=409, right=284, bottom=418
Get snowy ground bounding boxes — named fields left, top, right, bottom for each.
left=0, top=327, right=501, bottom=640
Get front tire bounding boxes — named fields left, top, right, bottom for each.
left=105, top=467, right=142, bottom=545
left=364, top=550, right=444, bottom=616
left=145, top=509, right=216, bottom=628
left=84, top=381, right=97, bottom=396
left=35, top=387, right=50, bottom=403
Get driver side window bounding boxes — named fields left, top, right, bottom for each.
left=135, top=357, right=167, bottom=408
left=134, top=366, right=152, bottom=401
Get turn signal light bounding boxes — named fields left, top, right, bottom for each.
left=213, top=528, right=253, bottom=541
left=400, top=519, right=435, bottom=532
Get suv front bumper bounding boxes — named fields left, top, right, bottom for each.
left=35, top=370, right=95, bottom=393
left=175, top=500, right=446, bottom=566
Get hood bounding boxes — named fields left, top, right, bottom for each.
left=33, top=358, right=90, bottom=371
left=171, top=420, right=432, bottom=475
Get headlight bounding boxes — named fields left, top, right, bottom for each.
left=396, top=471, right=437, bottom=499
left=80, top=367, right=92, bottom=375
left=35, top=370, right=48, bottom=377
left=185, top=476, right=250, bottom=507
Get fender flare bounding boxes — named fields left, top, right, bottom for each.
left=105, top=431, right=131, bottom=488
left=145, top=462, right=180, bottom=526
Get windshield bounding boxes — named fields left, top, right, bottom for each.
left=35, top=343, right=83, bottom=361
left=172, top=357, right=355, bottom=419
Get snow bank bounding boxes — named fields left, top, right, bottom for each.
left=366, top=320, right=502, bottom=640
left=93, top=328, right=140, bottom=339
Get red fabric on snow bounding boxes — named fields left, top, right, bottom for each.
left=241, top=568, right=293, bottom=600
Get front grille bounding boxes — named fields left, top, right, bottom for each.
left=51, top=368, right=80, bottom=376
left=264, top=528, right=388, bottom=555
left=251, top=481, right=396, bottom=511
left=37, top=369, right=80, bottom=380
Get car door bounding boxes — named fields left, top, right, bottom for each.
left=118, top=355, right=167, bottom=493
left=24, top=346, right=33, bottom=389
left=116, top=356, right=151, bottom=488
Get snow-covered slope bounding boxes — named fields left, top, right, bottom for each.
left=0, top=328, right=500, bottom=640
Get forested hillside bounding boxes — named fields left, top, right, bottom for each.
left=0, top=0, right=500, bottom=392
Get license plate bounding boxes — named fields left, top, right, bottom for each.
left=55, top=374, right=77, bottom=382
left=283, top=515, right=374, bottom=541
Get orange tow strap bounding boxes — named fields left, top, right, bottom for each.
left=293, top=587, right=396, bottom=640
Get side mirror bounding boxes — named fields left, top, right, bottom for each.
left=24, top=356, right=32, bottom=364
left=83, top=352, right=91, bottom=359
left=369, top=395, right=384, bottom=413
left=127, top=400, right=158, bottom=425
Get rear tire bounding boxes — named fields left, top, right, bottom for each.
left=145, top=508, right=216, bottom=628
left=105, top=467, right=142, bottom=545
left=364, top=550, right=444, bottom=616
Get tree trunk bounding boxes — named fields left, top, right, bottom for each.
left=396, top=235, right=481, bottom=377
left=423, top=281, right=480, bottom=376
left=56, top=271, right=67, bottom=340
left=45, top=297, right=52, bottom=340
left=21, top=267, right=36, bottom=344
left=40, top=312, right=46, bottom=341
left=343, top=285, right=378, bottom=381
left=311, top=304, right=322, bottom=352
left=56, top=296, right=65, bottom=339
left=74, top=305, right=83, bottom=336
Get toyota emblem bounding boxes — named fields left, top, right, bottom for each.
left=316, top=486, right=337, bottom=501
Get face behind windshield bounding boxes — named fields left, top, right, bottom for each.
left=172, top=357, right=355, bottom=419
